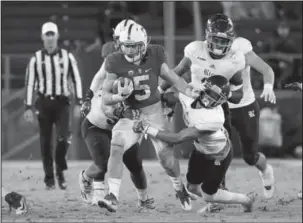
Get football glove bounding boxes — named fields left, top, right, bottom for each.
left=81, top=100, right=91, bottom=117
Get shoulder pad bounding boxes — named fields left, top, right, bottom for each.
left=102, top=42, right=116, bottom=59
left=231, top=37, right=253, bottom=55
left=149, top=44, right=168, bottom=64
left=184, top=41, right=204, bottom=58
left=104, top=52, right=122, bottom=74
left=228, top=50, right=246, bottom=71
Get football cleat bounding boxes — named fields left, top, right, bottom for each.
left=5, top=192, right=28, bottom=215
left=242, top=192, right=257, bottom=212
left=92, top=188, right=105, bottom=206
left=175, top=184, right=192, bottom=211
left=259, top=164, right=275, bottom=199
left=98, top=193, right=118, bottom=212
left=78, top=170, right=92, bottom=204
left=138, top=197, right=155, bottom=210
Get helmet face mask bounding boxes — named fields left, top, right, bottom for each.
left=206, top=14, right=235, bottom=58
left=191, top=75, right=230, bottom=109
left=120, top=42, right=145, bottom=60
left=119, top=24, right=150, bottom=63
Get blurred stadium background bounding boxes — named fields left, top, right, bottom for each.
left=1, top=1, right=302, bottom=161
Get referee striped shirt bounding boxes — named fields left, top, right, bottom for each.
left=25, top=48, right=83, bottom=107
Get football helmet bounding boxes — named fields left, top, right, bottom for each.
left=119, top=23, right=150, bottom=63
left=112, top=19, right=136, bottom=48
left=205, top=13, right=235, bottom=58
left=191, top=75, right=230, bottom=109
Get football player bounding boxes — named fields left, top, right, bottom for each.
left=2, top=187, right=28, bottom=215
left=285, top=82, right=302, bottom=200
left=134, top=75, right=256, bottom=213
left=79, top=19, right=154, bottom=210
left=99, top=23, right=199, bottom=212
left=159, top=13, right=276, bottom=198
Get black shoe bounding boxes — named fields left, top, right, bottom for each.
left=56, top=171, right=67, bottom=190
left=45, top=178, right=55, bottom=190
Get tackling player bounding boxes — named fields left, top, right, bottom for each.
left=159, top=13, right=276, bottom=198
left=98, top=23, right=199, bottom=212
left=134, top=75, right=256, bottom=212
left=285, top=81, right=302, bottom=200
left=79, top=19, right=154, bottom=210
left=2, top=187, right=28, bottom=215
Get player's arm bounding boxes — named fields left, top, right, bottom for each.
left=228, top=71, right=243, bottom=104
left=159, top=57, right=192, bottom=93
left=102, top=72, right=123, bottom=105
left=245, top=51, right=275, bottom=87
left=24, top=56, right=37, bottom=109
left=68, top=52, right=83, bottom=104
left=159, top=63, right=197, bottom=99
left=84, top=61, right=107, bottom=101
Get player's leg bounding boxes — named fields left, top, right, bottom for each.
left=232, top=101, right=275, bottom=198
left=146, top=102, right=191, bottom=210
left=54, top=99, right=70, bottom=190
left=99, top=118, right=140, bottom=212
left=80, top=118, right=111, bottom=204
left=123, top=143, right=155, bottom=209
left=198, top=147, right=256, bottom=213
left=2, top=187, right=28, bottom=215
left=221, top=102, right=233, bottom=189
left=37, top=107, right=55, bottom=190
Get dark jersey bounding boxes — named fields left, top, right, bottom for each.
left=105, top=44, right=167, bottom=109
left=101, top=41, right=117, bottom=59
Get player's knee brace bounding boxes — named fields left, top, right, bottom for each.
left=243, top=152, right=260, bottom=166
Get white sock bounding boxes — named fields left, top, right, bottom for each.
left=108, top=178, right=121, bottom=200
left=202, top=189, right=249, bottom=205
left=93, top=181, right=105, bottom=196
left=169, top=176, right=183, bottom=191
left=1, top=187, right=9, bottom=198
left=136, top=189, right=148, bottom=201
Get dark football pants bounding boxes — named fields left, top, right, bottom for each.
left=81, top=118, right=143, bottom=181
left=221, top=102, right=232, bottom=188
left=231, top=100, right=261, bottom=166
left=186, top=143, right=233, bottom=195
left=35, top=95, right=70, bottom=184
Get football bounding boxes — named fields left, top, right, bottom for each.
left=112, top=77, right=134, bottom=95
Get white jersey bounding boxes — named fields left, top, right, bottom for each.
left=184, top=40, right=245, bottom=90
left=86, top=90, right=117, bottom=130
left=229, top=37, right=255, bottom=108
left=179, top=93, right=229, bottom=158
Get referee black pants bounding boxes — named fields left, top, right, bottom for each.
left=35, top=95, right=70, bottom=183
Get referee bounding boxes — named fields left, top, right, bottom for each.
left=23, top=22, right=83, bottom=190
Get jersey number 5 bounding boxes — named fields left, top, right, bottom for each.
left=133, top=75, right=151, bottom=101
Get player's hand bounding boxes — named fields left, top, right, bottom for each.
left=133, top=120, right=149, bottom=133
left=23, top=109, right=35, bottom=123
left=81, top=100, right=91, bottom=117
left=285, top=82, right=302, bottom=91
left=118, top=78, right=134, bottom=98
left=260, top=84, right=276, bottom=104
